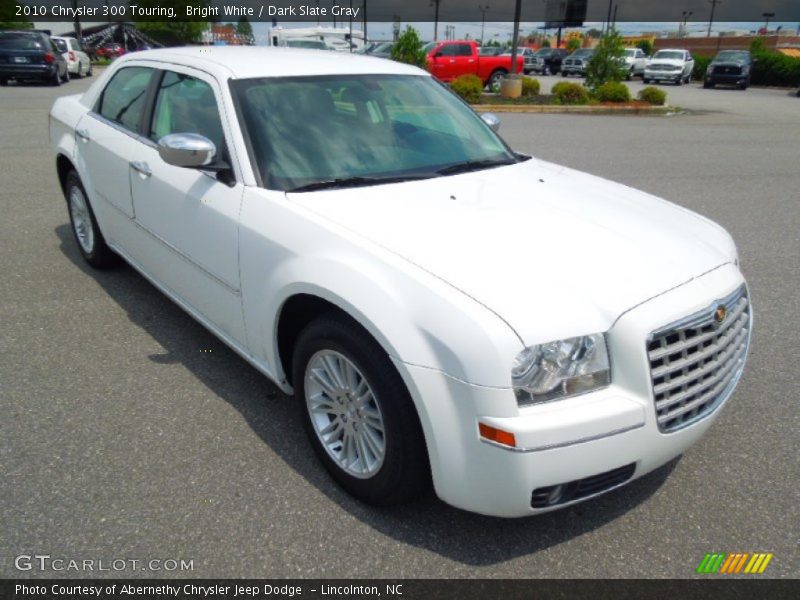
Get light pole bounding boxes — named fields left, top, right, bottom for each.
left=681, top=11, right=693, bottom=37
left=707, top=0, right=722, bottom=37
left=478, top=5, right=489, bottom=46
left=762, top=12, right=775, bottom=33
left=431, top=0, right=442, bottom=41
left=510, top=0, right=521, bottom=75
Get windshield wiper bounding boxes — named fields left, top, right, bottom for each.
left=288, top=175, right=433, bottom=193
left=436, top=158, right=517, bottom=176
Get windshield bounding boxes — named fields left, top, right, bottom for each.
left=0, top=33, right=44, bottom=50
left=624, top=48, right=637, bottom=57
left=715, top=51, right=749, bottom=62
left=570, top=49, right=593, bottom=58
left=653, top=51, right=684, bottom=60
left=535, top=48, right=553, bottom=56
left=421, top=42, right=437, bottom=54
left=232, top=74, right=516, bottom=192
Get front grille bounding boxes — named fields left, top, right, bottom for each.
left=713, top=65, right=742, bottom=75
left=648, top=64, right=678, bottom=72
left=531, top=463, right=636, bottom=509
left=647, top=285, right=750, bottom=433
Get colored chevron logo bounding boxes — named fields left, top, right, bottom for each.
left=696, top=552, right=774, bottom=574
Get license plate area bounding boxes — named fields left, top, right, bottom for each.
left=12, top=56, right=31, bottom=64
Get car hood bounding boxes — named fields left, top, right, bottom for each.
left=288, top=159, right=735, bottom=345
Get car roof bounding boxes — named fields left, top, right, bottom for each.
left=117, top=46, right=426, bottom=80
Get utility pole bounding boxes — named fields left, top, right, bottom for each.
left=510, top=0, right=521, bottom=74
left=478, top=5, right=489, bottom=46
left=362, top=1, right=367, bottom=44
left=762, top=12, right=775, bottom=34
left=707, top=0, right=721, bottom=37
left=605, top=0, right=613, bottom=34
left=72, top=0, right=82, bottom=42
left=680, top=11, right=693, bottom=37
left=431, top=0, right=441, bottom=41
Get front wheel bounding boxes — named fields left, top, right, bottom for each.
left=293, top=314, right=430, bottom=505
left=65, top=171, right=118, bottom=268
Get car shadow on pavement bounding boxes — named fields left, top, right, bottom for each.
left=56, top=224, right=678, bottom=566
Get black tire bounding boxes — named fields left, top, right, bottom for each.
left=626, top=69, right=633, bottom=81
left=0, top=77, right=7, bottom=86
left=704, top=79, right=714, bottom=89
left=64, top=171, right=118, bottom=269
left=739, top=81, right=748, bottom=90
left=292, top=313, right=431, bottom=506
left=488, top=69, right=507, bottom=89
left=86, top=64, right=93, bottom=77
left=62, top=67, right=70, bottom=83
left=643, top=78, right=650, bottom=84
left=675, top=77, right=682, bottom=86
left=50, top=69, right=61, bottom=86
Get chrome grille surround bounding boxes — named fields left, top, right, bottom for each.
left=647, top=285, right=750, bottom=433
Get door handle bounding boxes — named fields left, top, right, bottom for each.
left=130, top=161, right=152, bottom=177
left=76, top=128, right=90, bottom=142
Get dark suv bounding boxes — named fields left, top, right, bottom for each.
left=703, top=50, right=753, bottom=90
left=529, top=48, right=569, bottom=75
left=0, top=30, right=69, bottom=86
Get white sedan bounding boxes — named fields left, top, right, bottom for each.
left=50, top=47, right=750, bottom=517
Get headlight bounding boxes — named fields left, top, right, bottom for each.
left=706, top=65, right=714, bottom=74
left=741, top=66, right=750, bottom=75
left=512, top=334, right=611, bottom=406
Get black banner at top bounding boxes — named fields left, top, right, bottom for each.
left=9, top=0, right=800, bottom=23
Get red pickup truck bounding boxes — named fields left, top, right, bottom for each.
left=426, top=40, right=524, bottom=88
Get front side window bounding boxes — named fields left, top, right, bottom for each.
left=97, top=67, right=154, bottom=133
left=232, top=74, right=516, bottom=192
left=149, top=71, right=224, bottom=151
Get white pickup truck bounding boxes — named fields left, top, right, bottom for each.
left=50, top=47, right=750, bottom=517
left=622, top=47, right=649, bottom=79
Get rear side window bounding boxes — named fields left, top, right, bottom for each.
left=149, top=71, right=224, bottom=151
left=97, top=67, right=154, bottom=133
left=456, top=44, right=472, bottom=56
left=53, top=39, right=68, bottom=53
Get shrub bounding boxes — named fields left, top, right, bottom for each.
left=692, top=55, right=711, bottom=81
left=585, top=28, right=627, bottom=91
left=638, top=86, right=667, bottom=105
left=751, top=51, right=800, bottom=87
left=566, top=37, right=581, bottom=52
left=552, top=81, right=590, bottom=105
left=594, top=81, right=631, bottom=102
left=450, top=74, right=484, bottom=103
left=521, top=77, right=541, bottom=96
left=636, top=39, right=653, bottom=56
left=390, top=26, right=427, bottom=69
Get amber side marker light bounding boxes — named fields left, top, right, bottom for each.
left=479, top=423, right=517, bottom=448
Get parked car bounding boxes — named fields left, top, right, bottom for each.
left=529, top=47, right=569, bottom=75
left=50, top=47, right=750, bottom=517
left=367, top=42, right=394, bottom=59
left=622, top=47, right=649, bottom=79
left=643, top=49, right=694, bottom=85
left=516, top=47, right=537, bottom=74
left=560, top=48, right=595, bottom=77
left=96, top=43, right=126, bottom=59
left=0, top=30, right=69, bottom=86
left=425, top=40, right=523, bottom=88
left=703, top=50, right=753, bottom=90
left=52, top=36, right=92, bottom=78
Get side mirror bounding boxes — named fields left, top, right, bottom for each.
left=481, top=112, right=501, bottom=133
left=158, top=133, right=216, bottom=168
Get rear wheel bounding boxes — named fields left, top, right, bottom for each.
left=626, top=69, right=633, bottom=81
left=488, top=69, right=507, bottom=90
left=0, top=77, right=7, bottom=86
left=292, top=314, right=430, bottom=505
left=50, top=69, right=61, bottom=86
left=65, top=171, right=118, bottom=268
left=704, top=79, right=714, bottom=88
left=61, top=67, right=70, bottom=83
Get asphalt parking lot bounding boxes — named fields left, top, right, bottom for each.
left=1, top=74, right=798, bottom=579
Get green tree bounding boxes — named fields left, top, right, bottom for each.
left=390, top=26, right=427, bottom=69
left=541, top=38, right=551, bottom=48
left=586, top=28, right=604, bottom=39
left=750, top=37, right=767, bottom=53
left=236, top=16, right=253, bottom=39
left=636, top=39, right=653, bottom=56
left=135, top=1, right=209, bottom=46
left=0, top=2, right=33, bottom=29
left=566, top=37, right=581, bottom=52
left=585, top=28, right=627, bottom=91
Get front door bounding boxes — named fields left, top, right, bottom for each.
left=129, top=67, right=246, bottom=344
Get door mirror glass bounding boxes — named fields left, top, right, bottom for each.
left=157, top=133, right=216, bottom=168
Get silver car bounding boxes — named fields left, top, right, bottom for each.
left=52, top=36, right=92, bottom=78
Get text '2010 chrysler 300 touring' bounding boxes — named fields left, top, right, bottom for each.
left=50, top=47, right=751, bottom=517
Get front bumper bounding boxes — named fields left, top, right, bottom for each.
left=396, top=263, right=748, bottom=517
left=706, top=73, right=748, bottom=86
left=645, top=70, right=683, bottom=81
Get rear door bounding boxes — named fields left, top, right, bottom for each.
left=454, top=43, right=476, bottom=76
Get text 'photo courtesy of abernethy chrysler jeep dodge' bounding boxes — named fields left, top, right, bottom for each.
left=49, top=46, right=751, bottom=518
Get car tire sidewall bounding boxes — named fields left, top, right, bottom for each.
left=65, top=171, right=117, bottom=268
left=292, top=315, right=430, bottom=505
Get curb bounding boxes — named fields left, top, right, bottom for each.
left=472, top=104, right=672, bottom=114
